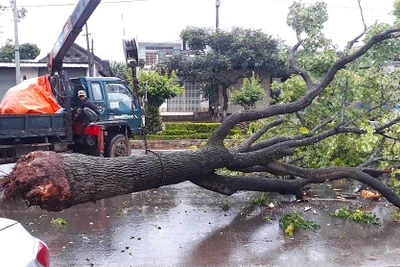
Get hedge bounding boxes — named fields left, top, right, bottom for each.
left=132, top=122, right=246, bottom=140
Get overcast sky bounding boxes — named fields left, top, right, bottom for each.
left=0, top=0, right=396, bottom=62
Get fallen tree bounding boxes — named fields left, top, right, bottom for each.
left=3, top=1, right=400, bottom=211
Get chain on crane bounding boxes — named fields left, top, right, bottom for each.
left=124, top=39, right=167, bottom=186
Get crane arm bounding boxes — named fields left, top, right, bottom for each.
left=48, top=0, right=101, bottom=74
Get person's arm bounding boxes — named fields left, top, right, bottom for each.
left=87, top=100, right=101, bottom=118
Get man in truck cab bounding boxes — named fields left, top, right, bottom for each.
left=75, top=90, right=101, bottom=125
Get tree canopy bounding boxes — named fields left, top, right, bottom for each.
left=20, top=43, right=40, bottom=60
left=109, top=60, right=183, bottom=133
left=0, top=1, right=27, bottom=21
left=137, top=70, right=183, bottom=133
left=0, top=40, right=40, bottom=62
left=230, top=73, right=265, bottom=110
left=158, top=26, right=285, bottom=119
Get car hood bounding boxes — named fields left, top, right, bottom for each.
left=0, top=218, right=18, bottom=231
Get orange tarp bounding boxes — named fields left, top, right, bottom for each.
left=0, top=75, right=62, bottom=114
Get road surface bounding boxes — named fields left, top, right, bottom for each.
left=1, top=159, right=400, bottom=267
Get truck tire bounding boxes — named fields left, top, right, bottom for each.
left=106, top=134, right=131, bottom=157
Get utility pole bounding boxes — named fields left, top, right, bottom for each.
left=212, top=0, right=222, bottom=121
left=85, top=23, right=93, bottom=76
left=216, top=0, right=221, bottom=29
left=12, top=0, right=21, bottom=83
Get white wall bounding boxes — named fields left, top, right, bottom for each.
left=20, top=67, right=38, bottom=82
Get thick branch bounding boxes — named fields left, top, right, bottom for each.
left=322, top=27, right=400, bottom=91
left=374, top=116, right=400, bottom=133
left=190, top=173, right=305, bottom=198
left=287, top=15, right=313, bottom=88
left=236, top=126, right=364, bottom=167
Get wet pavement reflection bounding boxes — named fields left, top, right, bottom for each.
left=1, top=163, right=400, bottom=267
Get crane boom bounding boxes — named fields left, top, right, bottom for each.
left=48, top=0, right=101, bottom=74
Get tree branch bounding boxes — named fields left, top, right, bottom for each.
left=235, top=117, right=284, bottom=152
left=344, top=0, right=368, bottom=53
left=263, top=161, right=400, bottom=207
left=237, top=126, right=364, bottom=166
left=323, top=27, right=400, bottom=91
left=190, top=173, right=305, bottom=198
left=358, top=137, right=386, bottom=167
left=374, top=116, right=400, bottom=133
left=287, top=15, right=313, bottom=88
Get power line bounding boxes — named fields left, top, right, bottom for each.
left=13, top=0, right=392, bottom=12
left=17, top=0, right=149, bottom=8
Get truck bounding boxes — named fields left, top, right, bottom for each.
left=0, top=0, right=143, bottom=163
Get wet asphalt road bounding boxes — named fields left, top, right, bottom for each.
left=1, top=160, right=400, bottom=267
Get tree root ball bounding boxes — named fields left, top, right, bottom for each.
left=0, top=151, right=71, bottom=211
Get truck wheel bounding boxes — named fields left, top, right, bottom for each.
left=106, top=134, right=131, bottom=157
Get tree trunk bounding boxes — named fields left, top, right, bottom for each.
left=221, top=86, right=228, bottom=121
left=1, top=147, right=230, bottom=211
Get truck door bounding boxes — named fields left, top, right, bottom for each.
left=87, top=82, right=105, bottom=120
left=104, top=82, right=142, bottom=133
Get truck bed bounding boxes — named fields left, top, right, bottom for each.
left=0, top=114, right=67, bottom=140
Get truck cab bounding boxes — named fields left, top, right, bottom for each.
left=69, top=76, right=143, bottom=157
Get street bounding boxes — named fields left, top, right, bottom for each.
left=1, top=161, right=400, bottom=267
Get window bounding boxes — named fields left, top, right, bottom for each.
left=106, top=83, right=136, bottom=109
left=167, top=82, right=201, bottom=112
left=145, top=52, right=157, bottom=66
left=91, top=83, right=103, bottom=101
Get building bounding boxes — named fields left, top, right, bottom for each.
left=138, top=41, right=182, bottom=68
left=137, top=41, right=209, bottom=118
left=136, top=41, right=275, bottom=121
left=0, top=43, right=109, bottom=101
left=39, top=42, right=109, bottom=77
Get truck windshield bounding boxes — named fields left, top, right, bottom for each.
left=105, top=83, right=137, bottom=109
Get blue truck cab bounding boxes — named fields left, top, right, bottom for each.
left=70, top=77, right=142, bottom=134
left=69, top=76, right=143, bottom=157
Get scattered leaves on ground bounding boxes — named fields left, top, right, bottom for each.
left=50, top=217, right=67, bottom=225
left=219, top=203, right=231, bottom=211
left=279, top=211, right=320, bottom=236
left=330, top=206, right=382, bottom=225
left=251, top=193, right=273, bottom=206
